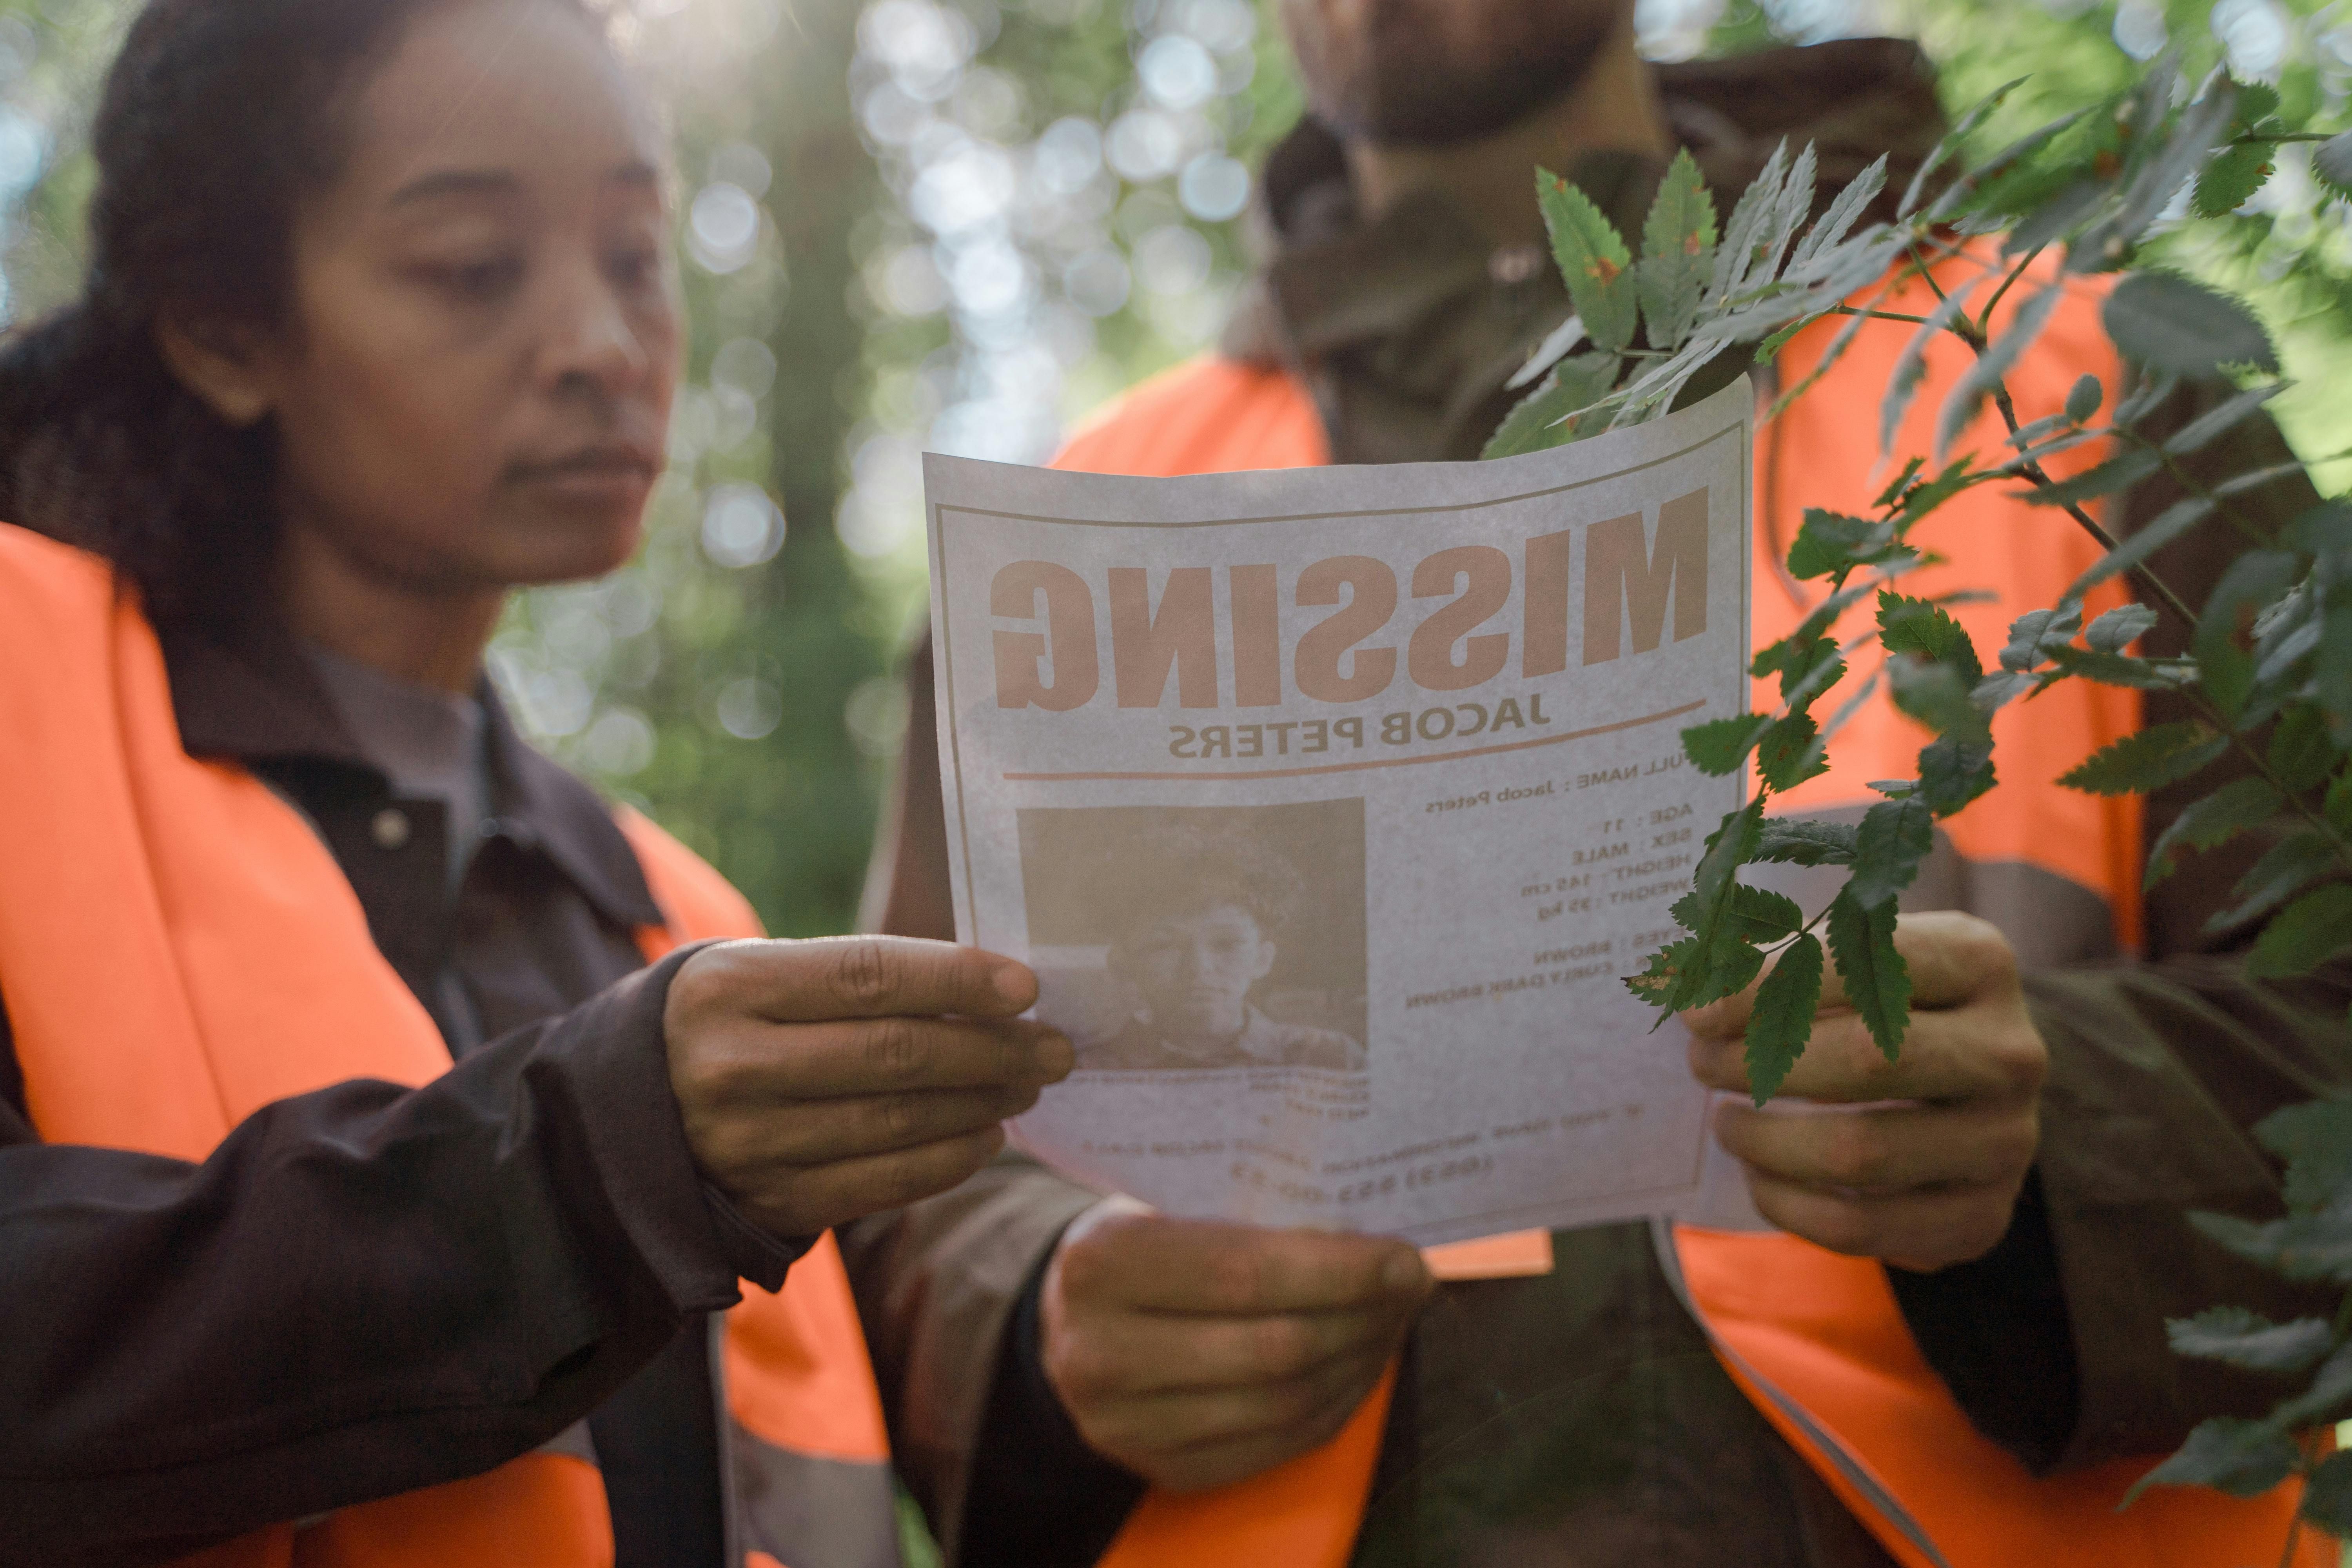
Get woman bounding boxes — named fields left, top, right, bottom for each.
left=0, top=0, right=1070, bottom=1563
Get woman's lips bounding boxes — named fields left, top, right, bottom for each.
left=508, top=444, right=660, bottom=505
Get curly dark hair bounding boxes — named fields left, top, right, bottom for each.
left=0, top=0, right=589, bottom=630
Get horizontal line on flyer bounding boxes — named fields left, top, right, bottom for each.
left=1000, top=699, right=1709, bottom=782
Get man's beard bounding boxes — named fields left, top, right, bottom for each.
left=1285, top=0, right=1627, bottom=148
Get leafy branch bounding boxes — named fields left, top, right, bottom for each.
left=1487, top=56, right=2352, bottom=1094
left=1488, top=64, right=2352, bottom=1535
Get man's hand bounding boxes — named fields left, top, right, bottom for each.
left=666, top=937, right=1073, bottom=1235
left=1041, top=1200, right=1433, bottom=1492
left=1682, top=910, right=2047, bottom=1272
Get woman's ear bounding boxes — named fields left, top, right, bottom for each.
left=154, top=314, right=277, bottom=427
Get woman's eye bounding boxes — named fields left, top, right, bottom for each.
left=607, top=246, right=666, bottom=292
left=418, top=256, right=524, bottom=301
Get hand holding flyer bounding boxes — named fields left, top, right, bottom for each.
left=924, top=377, right=1753, bottom=1245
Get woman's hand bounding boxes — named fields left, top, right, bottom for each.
left=1682, top=910, right=2047, bottom=1272
left=666, top=937, right=1073, bottom=1234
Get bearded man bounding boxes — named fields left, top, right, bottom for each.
left=839, top=3, right=2352, bottom=1564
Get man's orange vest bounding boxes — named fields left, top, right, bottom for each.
left=1062, top=254, right=2323, bottom=1568
left=0, top=522, right=900, bottom=1568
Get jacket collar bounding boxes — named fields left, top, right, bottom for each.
left=158, top=615, right=665, bottom=932
left=1220, top=39, right=1948, bottom=463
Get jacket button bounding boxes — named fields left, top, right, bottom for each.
left=371, top=808, right=411, bottom=850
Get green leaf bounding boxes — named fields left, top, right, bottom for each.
left=2313, top=130, right=2352, bottom=196
left=1901, top=78, right=2026, bottom=217
left=1935, top=285, right=2062, bottom=462
left=2076, top=80, right=2240, bottom=265
left=2083, top=602, right=2161, bottom=652
left=2285, top=500, right=2352, bottom=560
left=2247, top=884, right=2352, bottom=978
left=2194, top=139, right=2274, bottom=218
left=2165, top=1307, right=2336, bottom=1374
left=2300, top=1451, right=2352, bottom=1537
left=2164, top=383, right=2287, bottom=457
left=2103, top=271, right=2280, bottom=379
left=2123, top=1418, right=2301, bottom=1505
left=1538, top=170, right=1639, bottom=356
left=2147, top=776, right=2284, bottom=884
left=2275, top=1339, right=2352, bottom=1423
left=1783, top=154, right=1886, bottom=282
left=2018, top=448, right=2163, bottom=507
left=2058, top=721, right=2229, bottom=796
left=1756, top=635, right=1846, bottom=708
left=1875, top=456, right=1927, bottom=512
left=1637, top=148, right=1717, bottom=351
left=1683, top=713, right=1775, bottom=776
left=2268, top=704, right=2340, bottom=793
left=1891, top=458, right=1982, bottom=530
left=1880, top=280, right=1983, bottom=454
left=2195, top=550, right=2301, bottom=719
left=1626, top=936, right=1701, bottom=1006
left=1727, top=883, right=1805, bottom=944
left=1999, top=603, right=2085, bottom=672
left=2330, top=771, right=2352, bottom=835
left=2254, top=1098, right=2352, bottom=1218
left=1709, top=140, right=1788, bottom=304
left=1755, top=817, right=1859, bottom=865
left=2063, top=373, right=2105, bottom=425
left=1644, top=802, right=1771, bottom=1017
left=2041, top=645, right=2198, bottom=690
left=1483, top=351, right=1622, bottom=458
left=1744, top=933, right=1824, bottom=1104
left=1757, top=713, right=1828, bottom=791
left=2066, top=497, right=2215, bottom=602
left=1888, top=656, right=1989, bottom=740
left=2205, top=832, right=2338, bottom=936
left=1917, top=733, right=1997, bottom=815
left=1826, top=886, right=1909, bottom=1060
left=1849, top=795, right=1934, bottom=910
left=1877, top=592, right=1979, bottom=675
left=1788, top=510, right=1908, bottom=580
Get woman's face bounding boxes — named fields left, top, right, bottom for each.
left=250, top=0, right=681, bottom=593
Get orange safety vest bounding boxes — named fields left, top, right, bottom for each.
left=0, top=522, right=900, bottom=1568
left=1063, top=254, right=2322, bottom=1568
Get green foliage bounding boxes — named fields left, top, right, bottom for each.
left=1682, top=713, right=1776, bottom=776
left=2057, top=722, right=2228, bottom=795
left=1512, top=73, right=2352, bottom=1434
left=2136, top=1100, right=2352, bottom=1526
left=1637, top=148, right=1720, bottom=352
left=2246, top=885, right=2352, bottom=978
left=1744, top=932, right=1823, bottom=1102
left=2147, top=776, right=2285, bottom=885
left=2104, top=270, right=2279, bottom=379
left=1824, top=887, right=1908, bottom=1062
left=1539, top=172, right=1639, bottom=356
left=1484, top=352, right=1622, bottom=458
left=2166, top=1307, right=2334, bottom=1374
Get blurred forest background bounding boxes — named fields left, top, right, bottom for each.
left=0, top=0, right=2344, bottom=938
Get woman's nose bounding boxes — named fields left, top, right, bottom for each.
left=540, top=263, right=652, bottom=395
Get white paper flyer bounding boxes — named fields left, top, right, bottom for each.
left=924, top=376, right=1753, bottom=1245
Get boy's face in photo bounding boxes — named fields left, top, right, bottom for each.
left=1113, top=903, right=1279, bottom=1044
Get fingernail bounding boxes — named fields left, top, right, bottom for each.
left=1383, top=1250, right=1426, bottom=1292
left=1040, top=1032, right=1076, bottom=1076
left=993, top=964, right=1032, bottom=1004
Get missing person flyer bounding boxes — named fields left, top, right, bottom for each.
left=923, top=376, right=1752, bottom=1246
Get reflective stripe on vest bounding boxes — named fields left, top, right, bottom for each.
left=0, top=523, right=898, bottom=1568
left=1051, top=252, right=2319, bottom=1568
